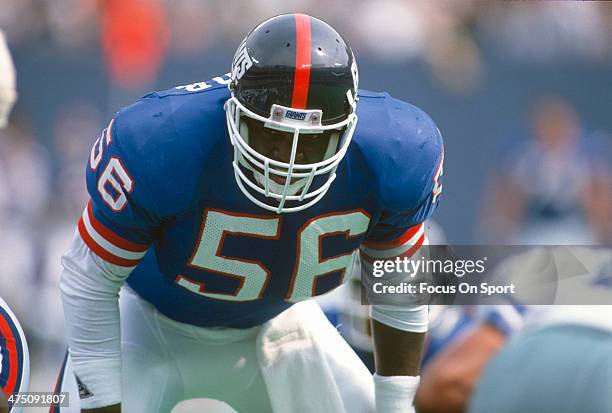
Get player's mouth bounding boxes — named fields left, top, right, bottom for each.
left=271, top=175, right=287, bottom=184
left=245, top=160, right=297, bottom=186
left=269, top=166, right=299, bottom=185
left=270, top=172, right=301, bottom=186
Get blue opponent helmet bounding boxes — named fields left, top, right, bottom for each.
left=0, top=297, right=29, bottom=412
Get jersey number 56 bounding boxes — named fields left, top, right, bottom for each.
left=177, top=209, right=370, bottom=303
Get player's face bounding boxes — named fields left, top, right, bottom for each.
left=245, top=118, right=335, bottom=183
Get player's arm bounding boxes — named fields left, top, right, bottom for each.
left=360, top=104, right=444, bottom=412
left=582, top=163, right=612, bottom=243
left=372, top=320, right=424, bottom=376
left=372, top=319, right=427, bottom=412
left=362, top=224, right=432, bottom=377
left=413, top=304, right=524, bottom=413
left=60, top=117, right=157, bottom=412
left=360, top=226, right=430, bottom=413
left=414, top=324, right=504, bottom=413
left=60, top=231, right=134, bottom=413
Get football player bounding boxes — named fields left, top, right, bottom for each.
left=1, top=32, right=27, bottom=413
left=54, top=14, right=444, bottom=413
left=415, top=247, right=612, bottom=413
left=0, top=296, right=30, bottom=413
left=469, top=305, right=612, bottom=413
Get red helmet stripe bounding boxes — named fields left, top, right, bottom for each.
left=291, top=14, right=311, bottom=109
left=0, top=314, right=18, bottom=395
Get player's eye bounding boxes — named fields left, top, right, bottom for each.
left=261, top=132, right=277, bottom=142
left=302, top=132, right=328, bottom=143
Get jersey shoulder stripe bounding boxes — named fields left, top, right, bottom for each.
left=77, top=200, right=149, bottom=267
left=360, top=223, right=425, bottom=262
left=362, top=222, right=424, bottom=251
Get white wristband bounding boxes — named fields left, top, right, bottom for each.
left=374, top=373, right=420, bottom=413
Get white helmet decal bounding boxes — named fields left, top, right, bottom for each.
left=231, top=40, right=253, bottom=81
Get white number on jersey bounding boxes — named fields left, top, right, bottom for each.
left=177, top=209, right=370, bottom=302
left=90, top=119, right=134, bottom=212
left=286, top=211, right=370, bottom=301
left=175, top=73, right=232, bottom=93
left=97, top=157, right=133, bottom=212
left=179, top=209, right=280, bottom=301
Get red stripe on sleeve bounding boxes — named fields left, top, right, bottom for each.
left=86, top=201, right=148, bottom=252
left=361, top=233, right=426, bottom=264
left=291, top=14, right=311, bottom=109
left=78, top=217, right=142, bottom=267
left=50, top=351, right=68, bottom=413
left=362, top=223, right=423, bottom=250
left=399, top=232, right=426, bottom=259
left=0, top=315, right=18, bottom=395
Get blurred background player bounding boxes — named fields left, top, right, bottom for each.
left=0, top=296, right=31, bottom=413
left=414, top=247, right=612, bottom=413
left=481, top=96, right=611, bottom=244
left=0, top=27, right=13, bottom=413
left=468, top=305, right=612, bottom=413
left=0, top=29, right=30, bottom=413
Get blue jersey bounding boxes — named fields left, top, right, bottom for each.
left=79, top=75, right=444, bottom=328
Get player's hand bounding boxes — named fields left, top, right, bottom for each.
left=82, top=404, right=121, bottom=413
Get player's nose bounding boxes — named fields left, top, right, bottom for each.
left=271, top=138, right=294, bottom=163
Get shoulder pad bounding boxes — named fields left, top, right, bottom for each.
left=353, top=90, right=444, bottom=214
left=111, top=80, right=230, bottom=216
left=146, top=74, right=232, bottom=99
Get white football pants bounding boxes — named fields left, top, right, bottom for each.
left=54, top=287, right=375, bottom=413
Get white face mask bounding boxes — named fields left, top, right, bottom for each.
left=225, top=97, right=358, bottom=214
left=0, top=30, right=16, bottom=129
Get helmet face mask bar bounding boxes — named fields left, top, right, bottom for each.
left=224, top=13, right=359, bottom=214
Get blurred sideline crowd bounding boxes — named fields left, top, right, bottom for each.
left=3, top=0, right=612, bottom=90
left=0, top=1, right=611, bottom=412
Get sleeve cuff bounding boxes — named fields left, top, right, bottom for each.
left=69, top=358, right=122, bottom=409
left=371, top=305, right=429, bottom=333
